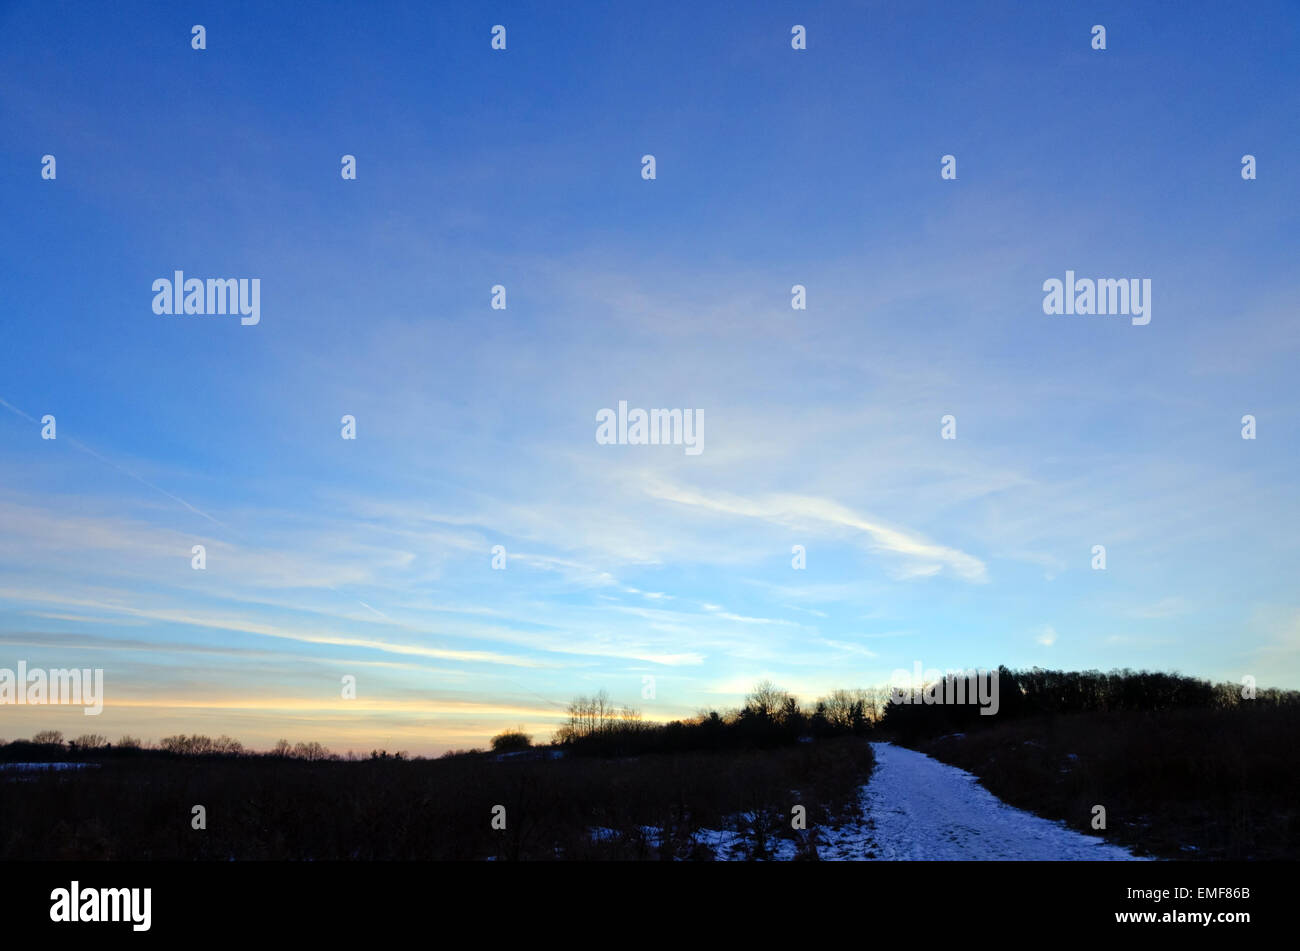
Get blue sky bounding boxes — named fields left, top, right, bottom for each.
left=1, top=1, right=1297, bottom=753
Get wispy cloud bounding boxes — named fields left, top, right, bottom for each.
left=645, top=481, right=988, bottom=582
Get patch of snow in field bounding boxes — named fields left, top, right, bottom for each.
left=588, top=826, right=626, bottom=843
left=690, top=824, right=799, bottom=861
left=0, top=762, right=98, bottom=770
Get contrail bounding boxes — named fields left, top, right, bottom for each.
left=356, top=600, right=391, bottom=620
left=503, top=678, right=573, bottom=712
left=0, top=395, right=227, bottom=529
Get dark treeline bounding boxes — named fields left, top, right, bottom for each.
left=549, top=682, right=882, bottom=758
left=0, top=678, right=881, bottom=763
left=881, top=666, right=1300, bottom=741
left=550, top=667, right=1300, bottom=755
left=7, top=668, right=1296, bottom=762
left=0, top=732, right=342, bottom=763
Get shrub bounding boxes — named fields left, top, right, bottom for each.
left=490, top=730, right=532, bottom=753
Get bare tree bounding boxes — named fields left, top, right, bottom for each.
left=292, top=741, right=330, bottom=761
left=555, top=690, right=644, bottom=742
left=745, top=680, right=790, bottom=719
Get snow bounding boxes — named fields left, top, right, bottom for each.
left=0, top=762, right=97, bottom=770
left=691, top=815, right=800, bottom=861
left=857, top=742, right=1148, bottom=860
left=684, top=742, right=1149, bottom=860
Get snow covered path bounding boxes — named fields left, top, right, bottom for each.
left=850, top=741, right=1146, bottom=861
